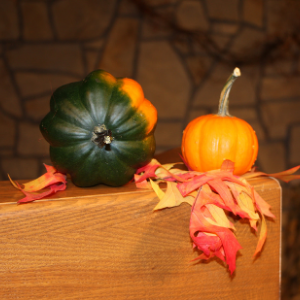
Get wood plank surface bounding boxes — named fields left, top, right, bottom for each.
left=0, top=148, right=281, bottom=299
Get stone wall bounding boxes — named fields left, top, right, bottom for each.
left=1, top=0, right=300, bottom=180
left=0, top=0, right=300, bottom=298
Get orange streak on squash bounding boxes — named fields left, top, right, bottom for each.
left=136, top=98, right=157, bottom=134
left=118, top=78, right=157, bottom=134
left=119, top=78, right=145, bottom=108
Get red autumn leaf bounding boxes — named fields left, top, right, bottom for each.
left=135, top=164, right=160, bottom=183
left=17, top=182, right=66, bottom=204
left=177, top=174, right=212, bottom=196
left=190, top=190, right=242, bottom=274
left=135, top=159, right=189, bottom=184
left=177, top=170, right=246, bottom=197
left=9, top=164, right=67, bottom=204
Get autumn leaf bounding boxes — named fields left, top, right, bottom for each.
left=220, top=159, right=235, bottom=172
left=149, top=179, right=165, bottom=201
left=134, top=174, right=150, bottom=189
left=9, top=164, right=67, bottom=204
left=242, top=165, right=300, bottom=182
left=190, top=190, right=242, bottom=274
left=133, top=158, right=295, bottom=274
left=153, top=181, right=194, bottom=211
left=135, top=160, right=161, bottom=183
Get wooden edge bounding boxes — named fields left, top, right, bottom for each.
left=271, top=177, right=282, bottom=298
left=0, top=176, right=281, bottom=206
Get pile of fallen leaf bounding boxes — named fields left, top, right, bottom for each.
left=134, top=158, right=300, bottom=274
left=9, top=159, right=300, bottom=274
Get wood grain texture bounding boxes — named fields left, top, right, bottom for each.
left=0, top=176, right=281, bottom=300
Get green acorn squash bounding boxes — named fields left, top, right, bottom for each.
left=40, top=70, right=157, bottom=187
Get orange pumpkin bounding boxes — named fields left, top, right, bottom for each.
left=181, top=68, right=258, bottom=175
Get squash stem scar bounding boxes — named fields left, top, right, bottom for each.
left=91, top=124, right=114, bottom=148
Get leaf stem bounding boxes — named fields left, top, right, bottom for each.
left=218, top=67, right=241, bottom=117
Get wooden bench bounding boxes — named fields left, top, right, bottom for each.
left=0, top=150, right=281, bottom=299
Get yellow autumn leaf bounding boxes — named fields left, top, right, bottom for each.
left=154, top=181, right=194, bottom=211
left=149, top=179, right=165, bottom=200
left=204, top=203, right=236, bottom=231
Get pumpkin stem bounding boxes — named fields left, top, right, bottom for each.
left=91, top=124, right=114, bottom=148
left=217, top=67, right=241, bottom=117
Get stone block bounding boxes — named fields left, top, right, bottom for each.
left=142, top=12, right=172, bottom=39
left=154, top=121, right=183, bottom=149
left=176, top=0, right=209, bottom=31
left=21, top=2, right=53, bottom=41
left=229, top=107, right=257, bottom=122
left=172, top=37, right=191, bottom=55
left=143, top=0, right=177, bottom=6
left=264, top=59, right=292, bottom=76
left=243, top=0, right=264, bottom=27
left=119, top=0, right=140, bottom=16
left=261, top=101, right=300, bottom=139
left=17, top=122, right=49, bottom=156
left=7, top=44, right=84, bottom=75
left=211, top=23, right=239, bottom=36
left=229, top=27, right=265, bottom=57
left=0, top=149, right=14, bottom=156
left=15, top=72, right=80, bottom=98
left=83, top=39, right=104, bottom=51
left=258, top=142, right=286, bottom=173
left=52, top=0, right=116, bottom=40
left=98, top=18, right=139, bottom=78
left=211, top=35, right=231, bottom=50
left=185, top=55, right=213, bottom=85
left=137, top=41, right=190, bottom=119
left=265, top=0, right=286, bottom=35
left=290, top=125, right=300, bottom=165
left=25, top=95, right=52, bottom=122
left=186, top=108, right=208, bottom=125
left=0, top=0, right=19, bottom=40
left=206, top=0, right=239, bottom=21
left=193, top=63, right=257, bottom=109
left=261, top=76, right=300, bottom=100
left=0, top=59, right=22, bottom=117
left=1, top=158, right=39, bottom=180
left=0, top=111, right=15, bottom=148
left=85, top=50, right=100, bottom=74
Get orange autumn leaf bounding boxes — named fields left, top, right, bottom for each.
left=253, top=211, right=267, bottom=257
left=9, top=164, right=67, bottom=204
left=134, top=174, right=150, bottom=189
left=241, top=165, right=300, bottom=182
